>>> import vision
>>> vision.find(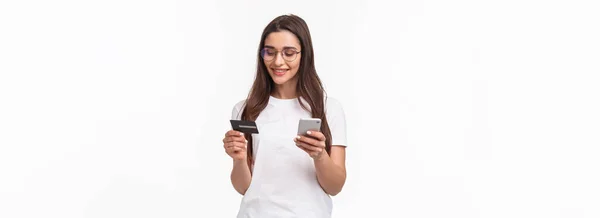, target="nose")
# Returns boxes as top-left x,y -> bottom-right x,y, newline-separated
273,51 -> 285,66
